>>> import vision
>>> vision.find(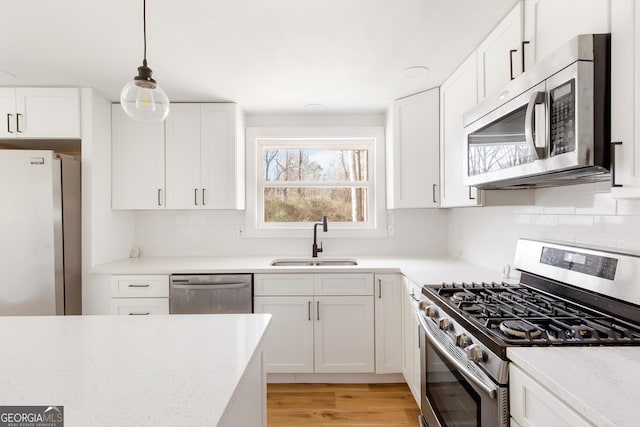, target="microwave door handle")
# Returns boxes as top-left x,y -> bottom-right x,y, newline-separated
524,91 -> 546,160
417,312 -> 498,399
